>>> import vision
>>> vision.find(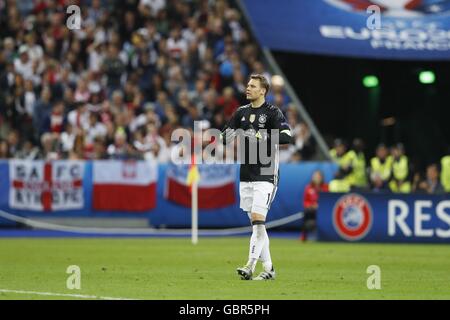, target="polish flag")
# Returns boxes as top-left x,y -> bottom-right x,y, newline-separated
165,163 -> 236,209
93,160 -> 157,211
